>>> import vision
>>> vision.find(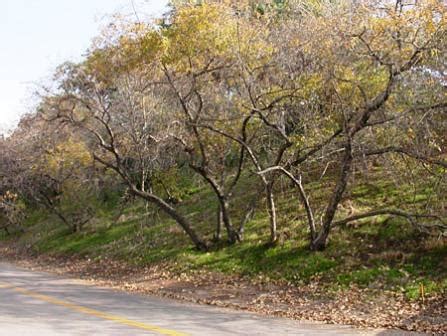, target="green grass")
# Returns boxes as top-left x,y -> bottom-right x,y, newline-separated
35,223 -> 136,255
2,171 -> 446,301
